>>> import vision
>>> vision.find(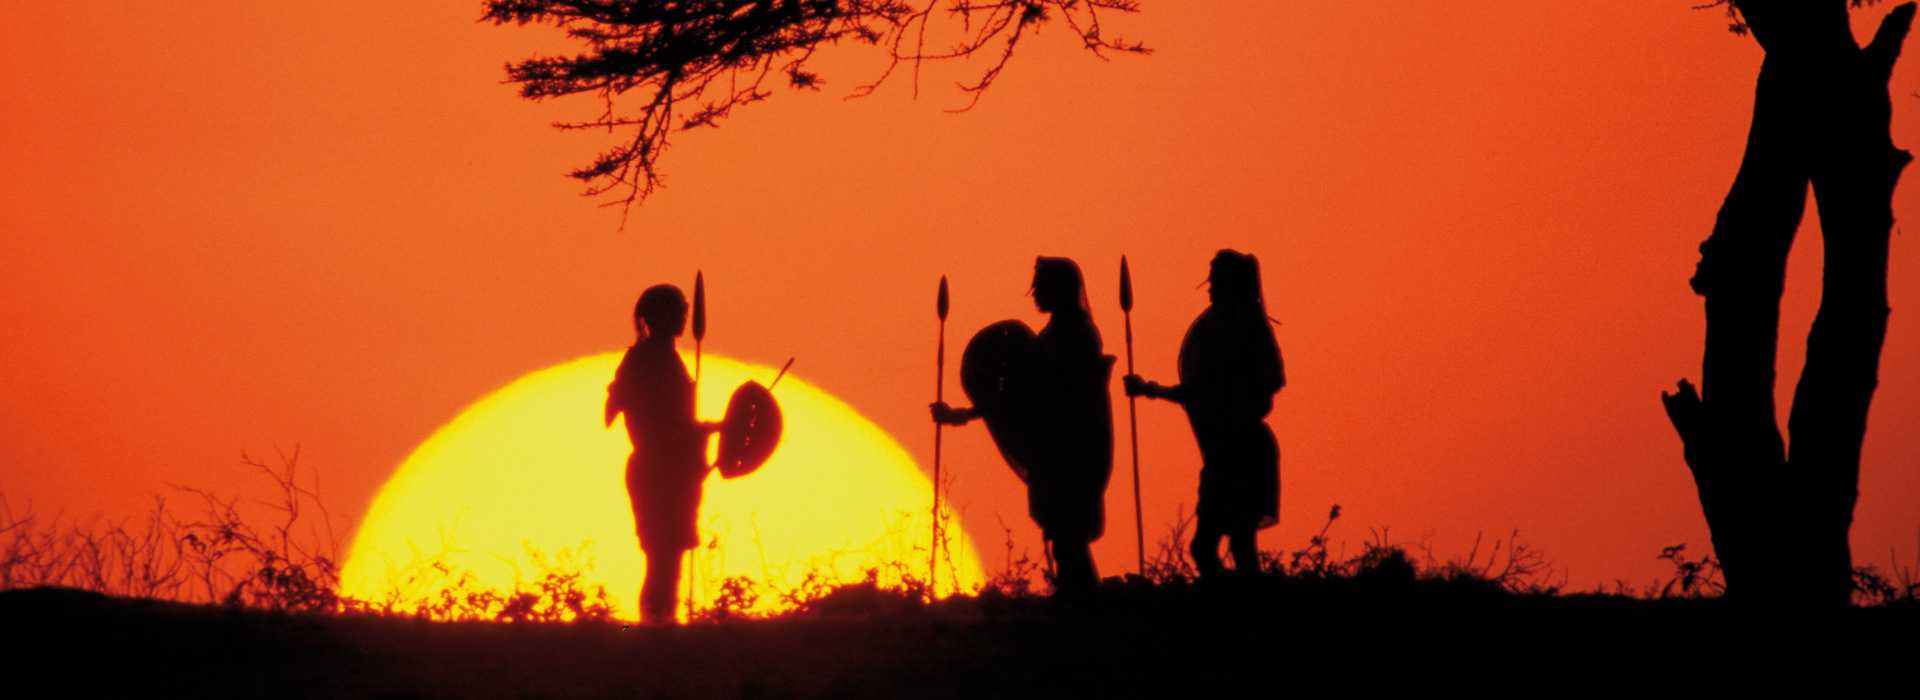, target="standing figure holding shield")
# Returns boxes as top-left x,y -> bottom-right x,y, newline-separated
607,281 -> 784,624
932,257 -> 1115,597
606,284 -> 720,623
